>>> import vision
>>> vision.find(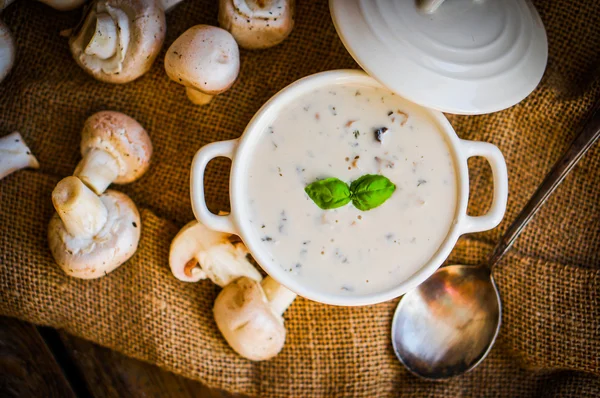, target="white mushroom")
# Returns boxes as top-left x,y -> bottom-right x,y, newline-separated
68,0 -> 166,83
213,276 -> 296,360
0,132 -> 40,180
169,220 -> 261,286
218,0 -> 295,50
164,25 -> 239,105
48,176 -> 141,279
0,20 -> 15,83
73,111 -> 152,194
